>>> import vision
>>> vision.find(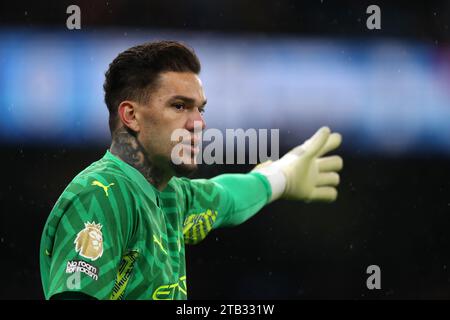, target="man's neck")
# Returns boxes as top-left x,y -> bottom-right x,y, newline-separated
110,128 -> 170,191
